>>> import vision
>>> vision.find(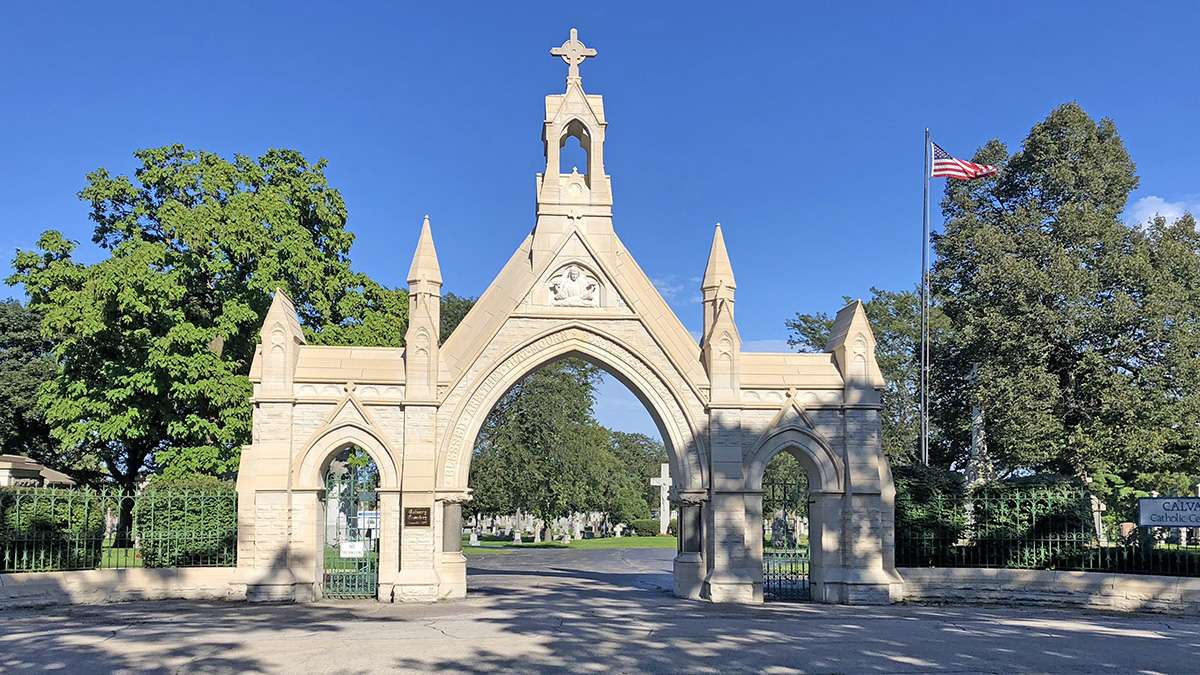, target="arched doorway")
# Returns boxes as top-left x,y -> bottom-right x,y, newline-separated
436,329 -> 709,600
459,356 -> 681,582
322,447 -> 381,599
761,452 -> 810,601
